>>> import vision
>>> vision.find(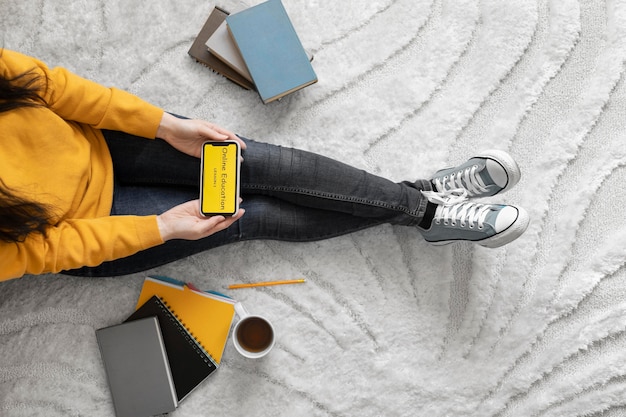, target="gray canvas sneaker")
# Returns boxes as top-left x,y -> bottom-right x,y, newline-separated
418,190 -> 529,248
431,150 -> 521,198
